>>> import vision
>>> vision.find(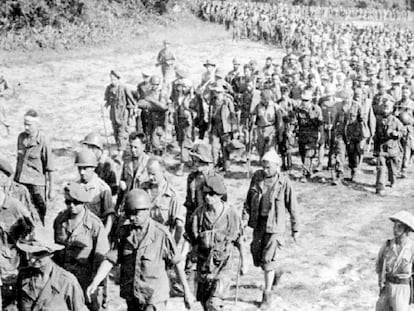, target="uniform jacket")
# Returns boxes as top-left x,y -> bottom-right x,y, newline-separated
244,170 -> 298,241
104,83 -> 136,126
374,114 -> 404,157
